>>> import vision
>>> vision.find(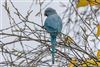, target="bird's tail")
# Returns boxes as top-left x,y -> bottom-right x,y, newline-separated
50,33 -> 57,64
